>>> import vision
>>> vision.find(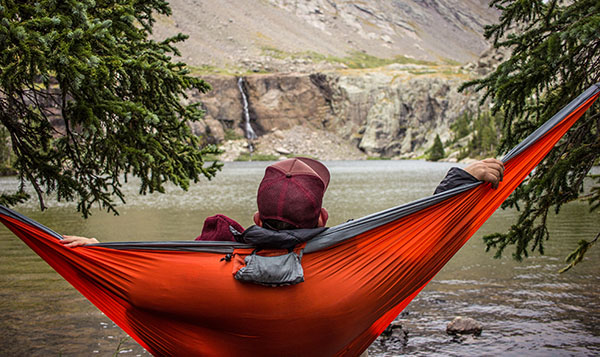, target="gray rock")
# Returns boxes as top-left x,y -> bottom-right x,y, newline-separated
275,147 -> 291,155
381,321 -> 408,345
446,316 -> 482,336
